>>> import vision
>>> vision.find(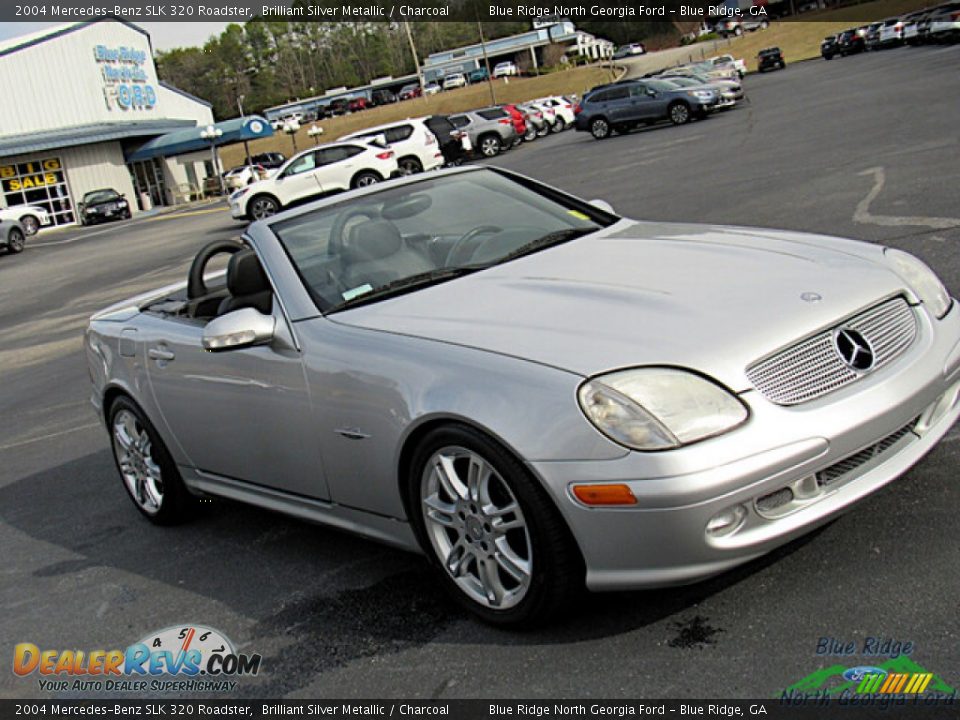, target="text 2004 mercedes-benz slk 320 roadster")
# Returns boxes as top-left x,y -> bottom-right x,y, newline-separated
86,167 -> 960,626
